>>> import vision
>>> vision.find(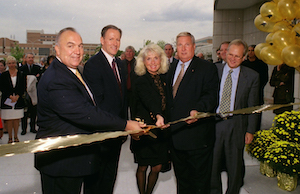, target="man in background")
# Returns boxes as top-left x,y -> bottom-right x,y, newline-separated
215,41 -> 230,65
19,53 -> 41,135
122,45 -> 137,119
164,43 -> 177,65
242,44 -> 268,131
